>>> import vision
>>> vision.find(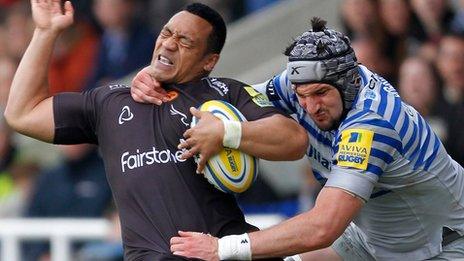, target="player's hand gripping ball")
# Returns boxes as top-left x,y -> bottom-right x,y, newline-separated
191,100 -> 258,193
